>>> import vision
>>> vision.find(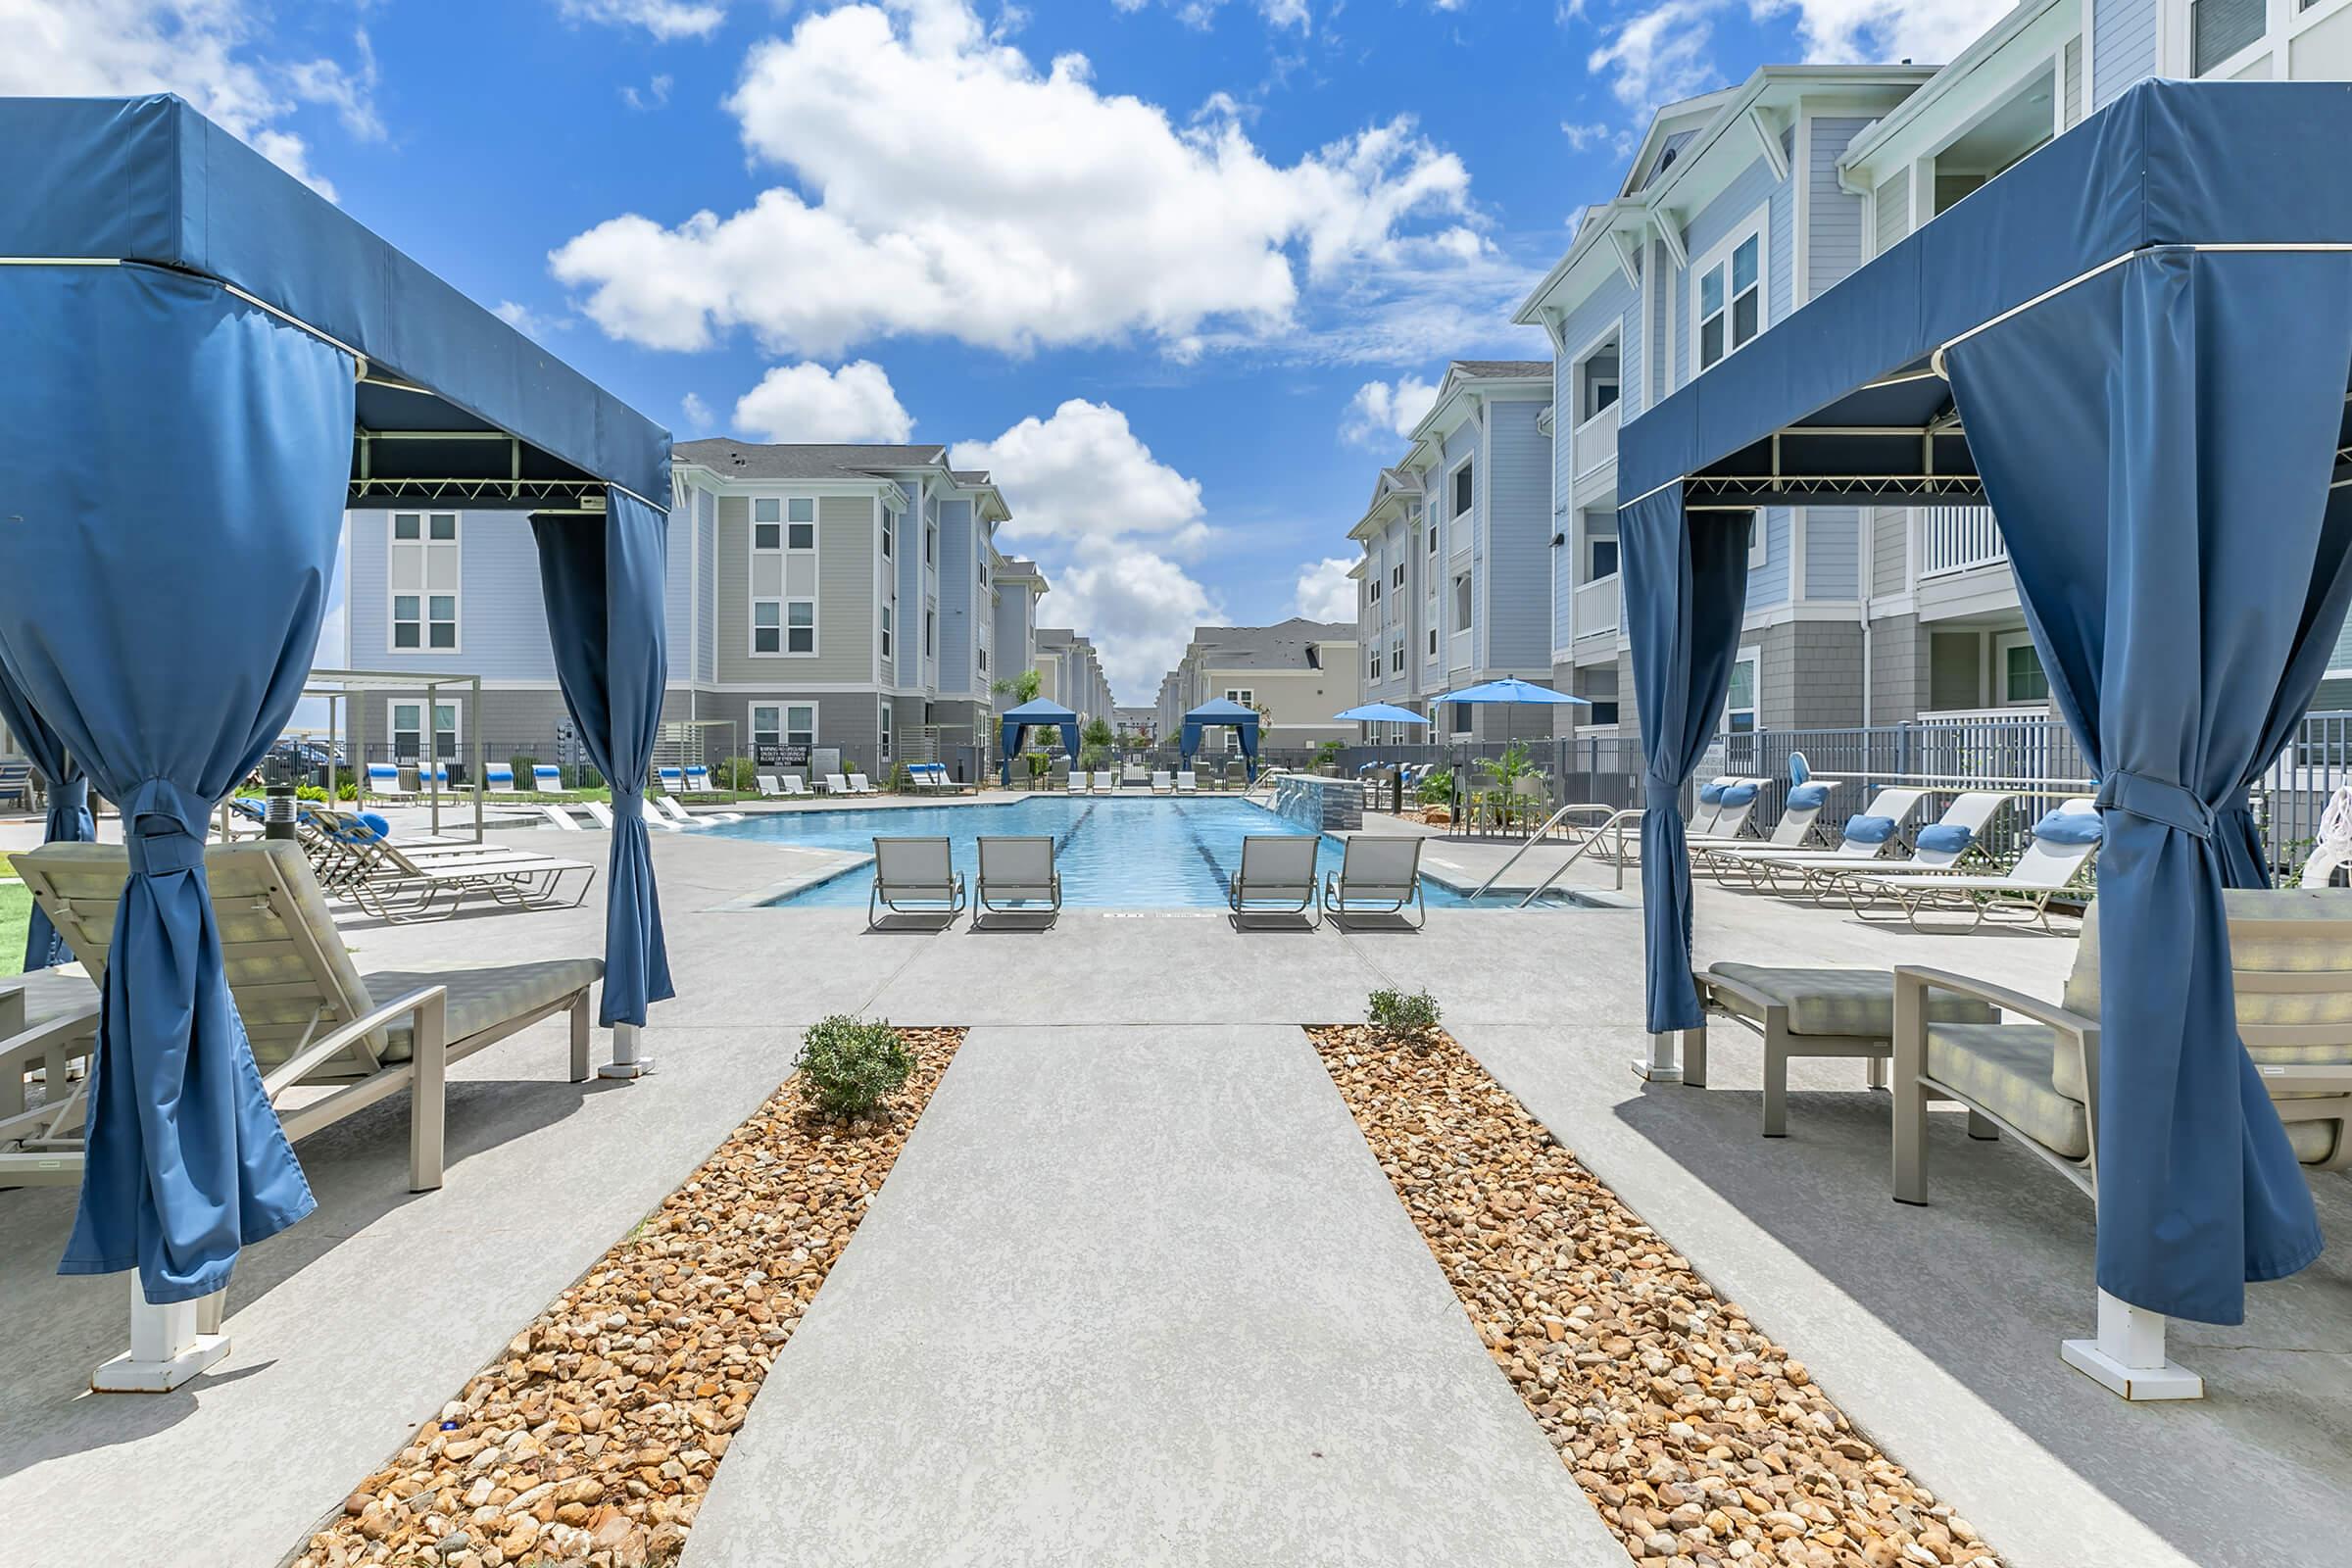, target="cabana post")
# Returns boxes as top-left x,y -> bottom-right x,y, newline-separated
1616,80 -> 2352,1397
